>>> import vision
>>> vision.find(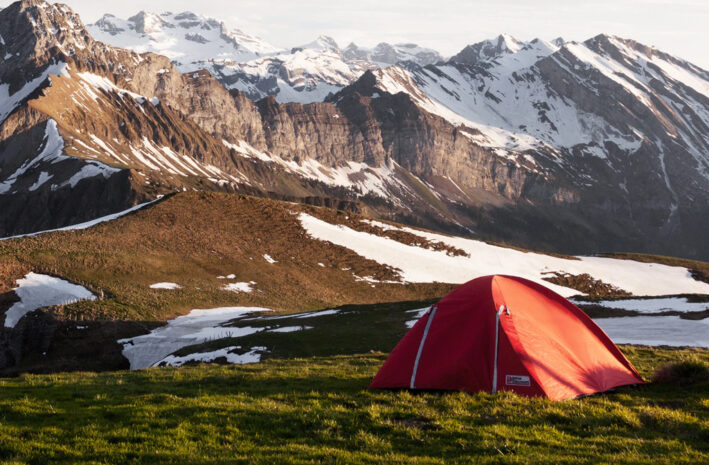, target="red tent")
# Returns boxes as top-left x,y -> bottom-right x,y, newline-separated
370,275 -> 644,400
